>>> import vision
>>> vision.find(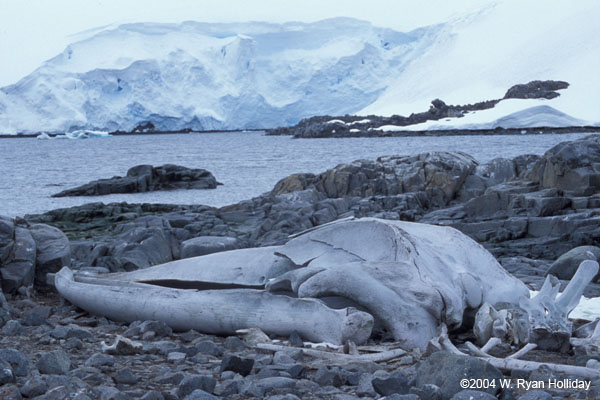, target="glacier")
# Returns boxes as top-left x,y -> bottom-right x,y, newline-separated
0,18 -> 438,134
0,0 -> 598,135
